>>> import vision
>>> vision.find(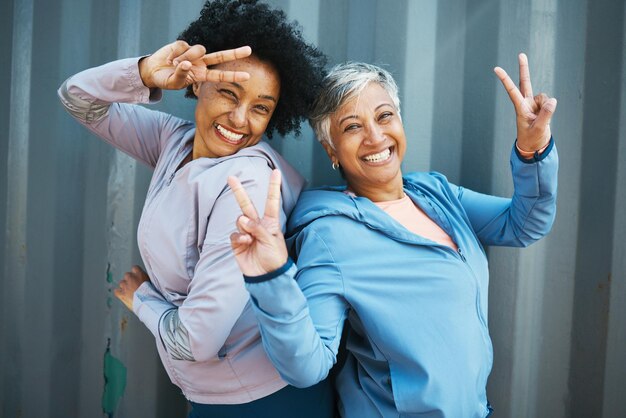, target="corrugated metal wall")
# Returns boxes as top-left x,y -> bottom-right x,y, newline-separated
1,0 -> 624,417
